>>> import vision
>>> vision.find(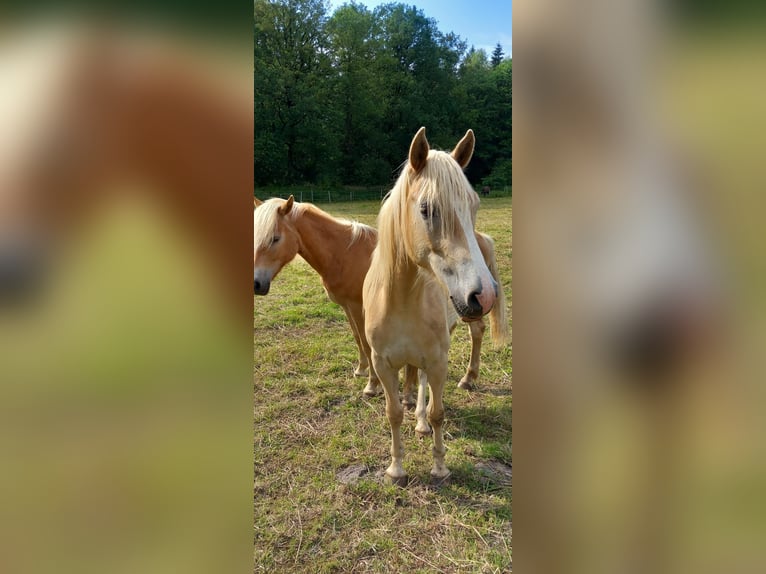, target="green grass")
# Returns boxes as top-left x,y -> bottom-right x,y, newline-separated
254,197 -> 512,573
